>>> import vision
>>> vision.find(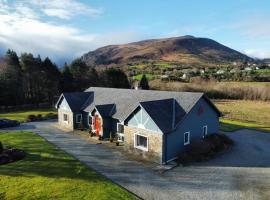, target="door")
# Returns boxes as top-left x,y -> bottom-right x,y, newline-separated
95,115 -> 101,136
